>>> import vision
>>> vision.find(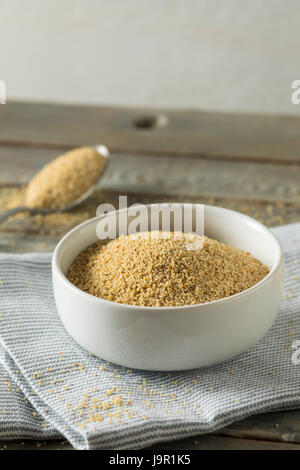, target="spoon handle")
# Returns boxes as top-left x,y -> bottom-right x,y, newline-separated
0,206 -> 31,223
